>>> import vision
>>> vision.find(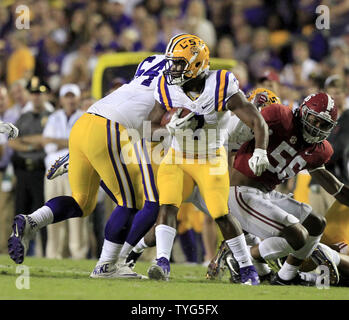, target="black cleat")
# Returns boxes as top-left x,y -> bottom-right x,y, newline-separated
270,272 -> 314,286
126,250 -> 143,269
206,241 -> 229,280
